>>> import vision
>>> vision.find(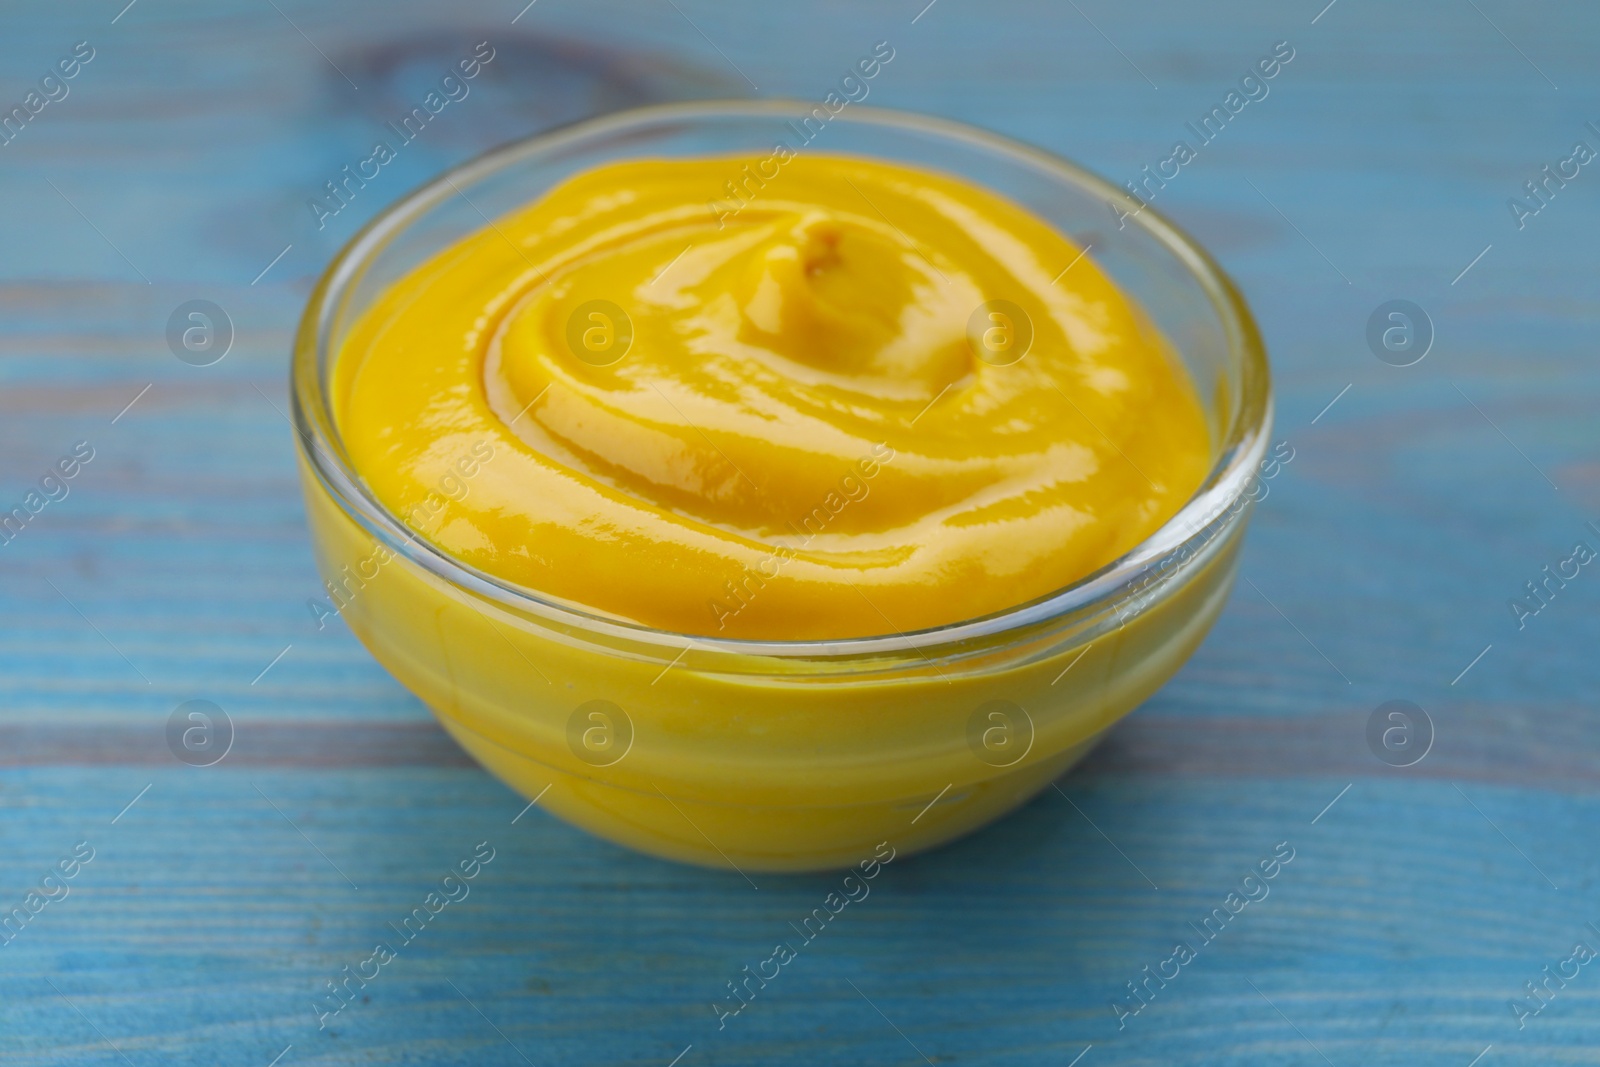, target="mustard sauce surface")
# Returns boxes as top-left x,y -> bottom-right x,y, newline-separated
335,155 -> 1211,639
